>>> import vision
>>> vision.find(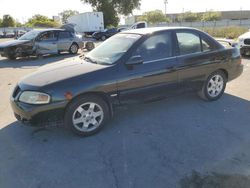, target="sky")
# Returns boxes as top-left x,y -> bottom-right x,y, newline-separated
0,0 -> 250,23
